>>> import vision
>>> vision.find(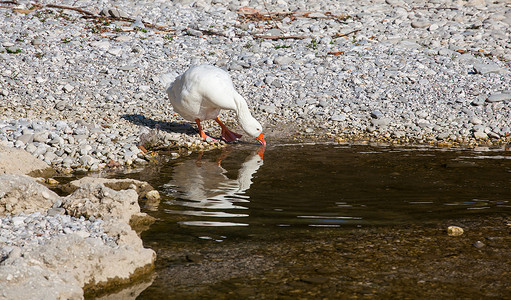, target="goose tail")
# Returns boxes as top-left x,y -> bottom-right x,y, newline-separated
158,71 -> 178,90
